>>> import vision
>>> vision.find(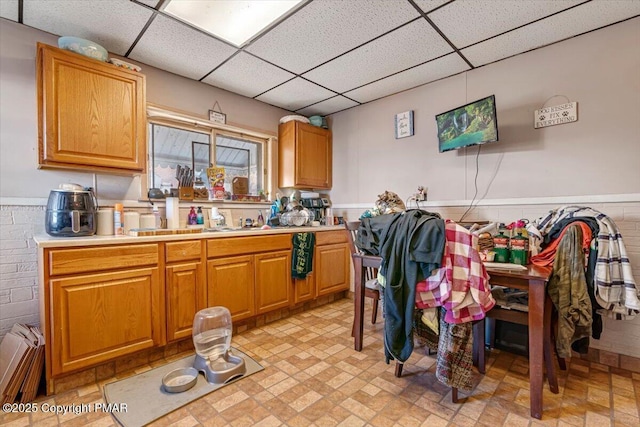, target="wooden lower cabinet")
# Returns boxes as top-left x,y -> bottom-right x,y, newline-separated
293,273 -> 315,304
255,250 -> 291,314
50,267 -> 162,376
166,261 -> 206,341
207,255 -> 255,322
315,242 -> 350,296
40,231 -> 350,393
